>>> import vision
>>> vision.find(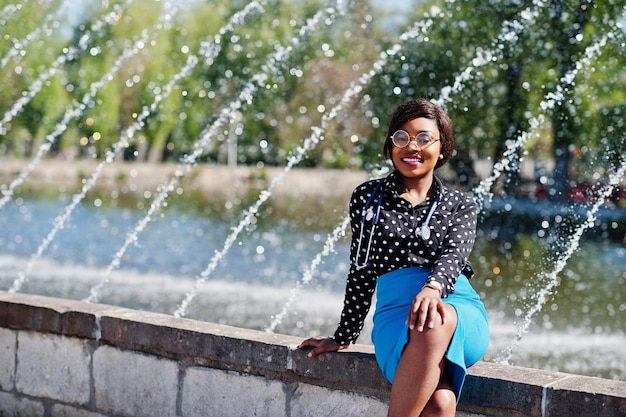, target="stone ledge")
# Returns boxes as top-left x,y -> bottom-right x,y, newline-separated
0,291 -> 625,417
464,361 -> 626,416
